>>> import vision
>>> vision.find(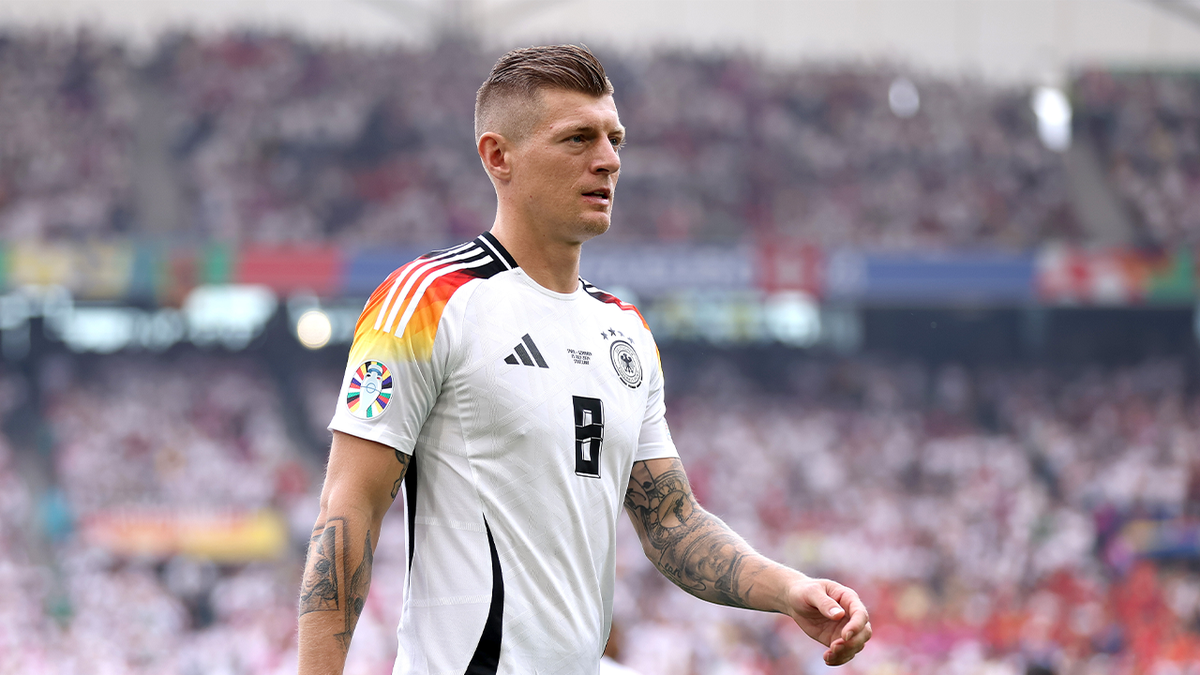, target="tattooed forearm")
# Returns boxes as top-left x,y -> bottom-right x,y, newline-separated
300,519 -> 344,615
390,450 -> 411,499
625,459 -> 764,610
299,517 -> 376,654
334,529 -> 373,649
